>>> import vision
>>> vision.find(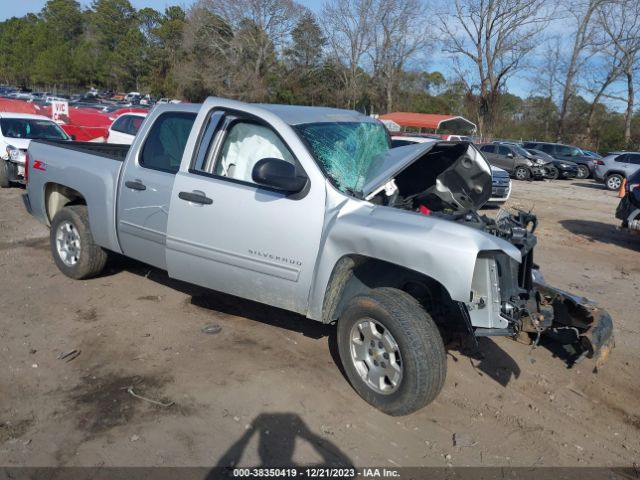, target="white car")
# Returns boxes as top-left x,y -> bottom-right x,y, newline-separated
0,112 -> 70,187
106,113 -> 147,145
390,135 -> 512,204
